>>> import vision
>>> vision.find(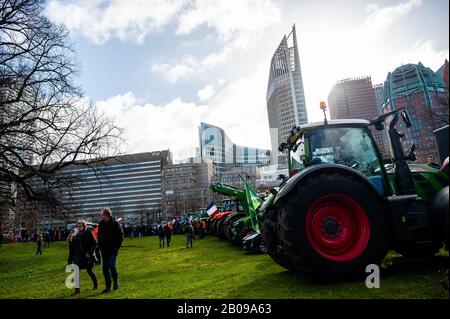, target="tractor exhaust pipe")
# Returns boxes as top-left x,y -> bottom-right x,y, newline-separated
388,111 -> 416,195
